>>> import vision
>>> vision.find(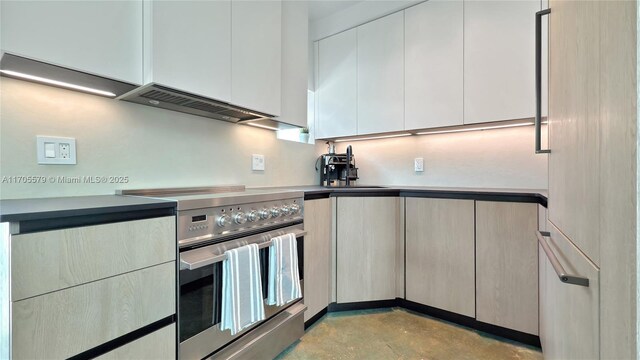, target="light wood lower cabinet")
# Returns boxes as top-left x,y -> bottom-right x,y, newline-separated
540,222 -> 599,359
95,324 -> 176,360
405,198 -> 475,317
303,198 -> 332,321
12,262 -> 175,359
336,197 -> 399,303
475,201 -> 538,335
11,216 -> 175,301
